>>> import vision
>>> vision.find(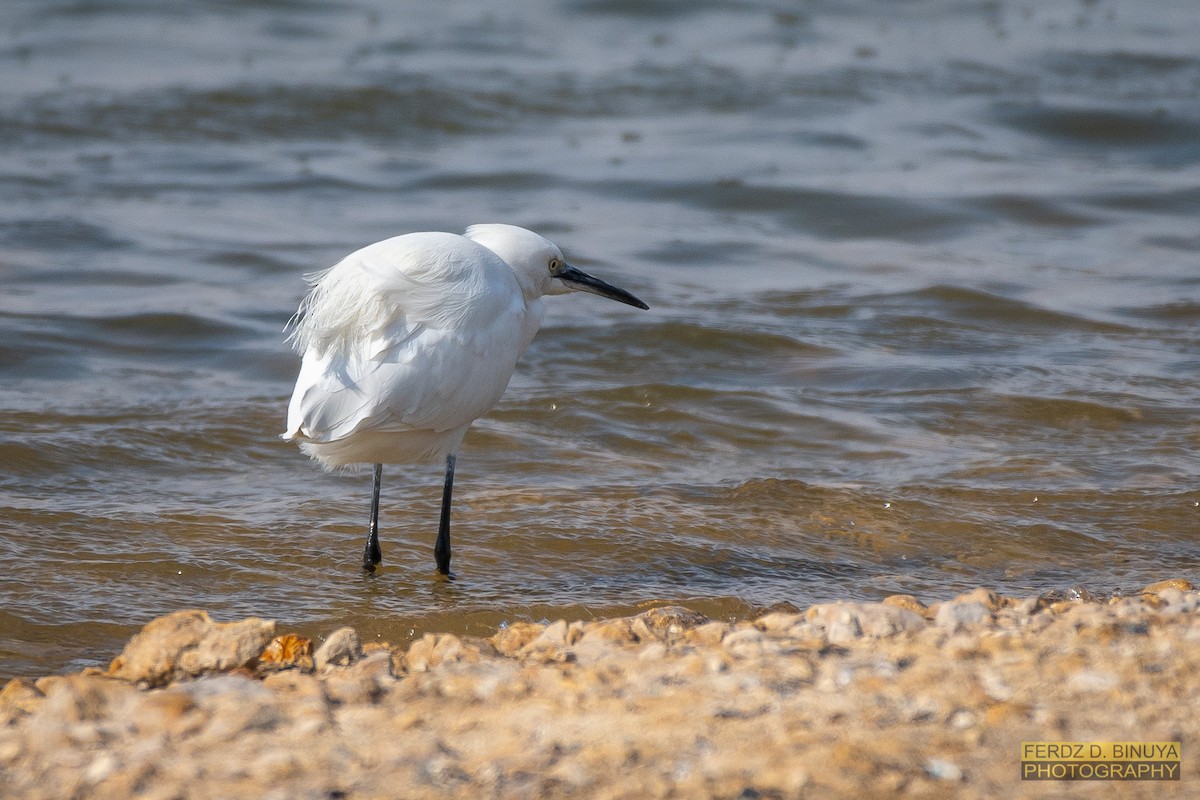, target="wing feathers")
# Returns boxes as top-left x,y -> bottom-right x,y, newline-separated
283,232 -> 535,459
